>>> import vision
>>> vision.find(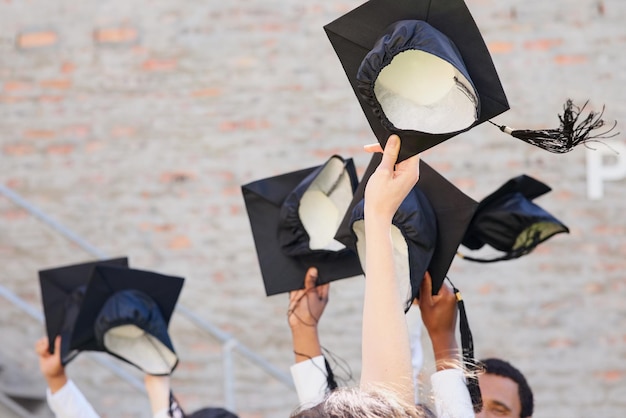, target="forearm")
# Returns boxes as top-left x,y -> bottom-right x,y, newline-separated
291,326 -> 322,363
360,217 -> 413,402
144,375 -> 171,416
45,371 -> 69,394
430,333 -> 461,371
